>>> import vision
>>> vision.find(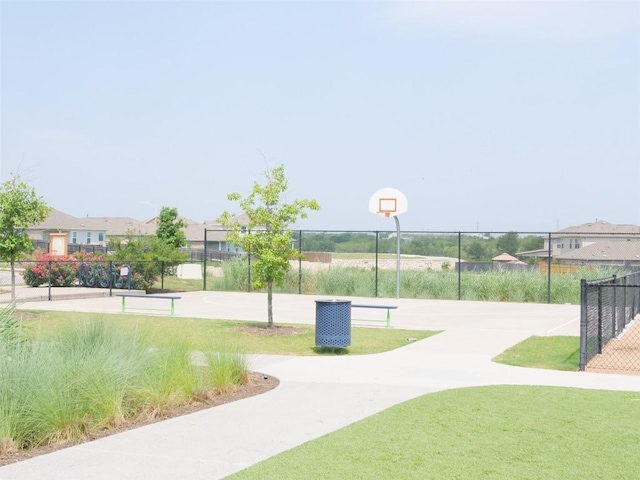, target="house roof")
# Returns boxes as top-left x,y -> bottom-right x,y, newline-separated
145,215 -> 200,226
204,213 -> 250,228
84,216 -> 156,236
556,220 -> 640,236
492,252 -> 519,262
31,209 -> 90,231
183,224 -> 228,243
516,248 -> 549,258
31,209 -> 247,243
556,241 -> 640,262
31,210 -> 159,236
